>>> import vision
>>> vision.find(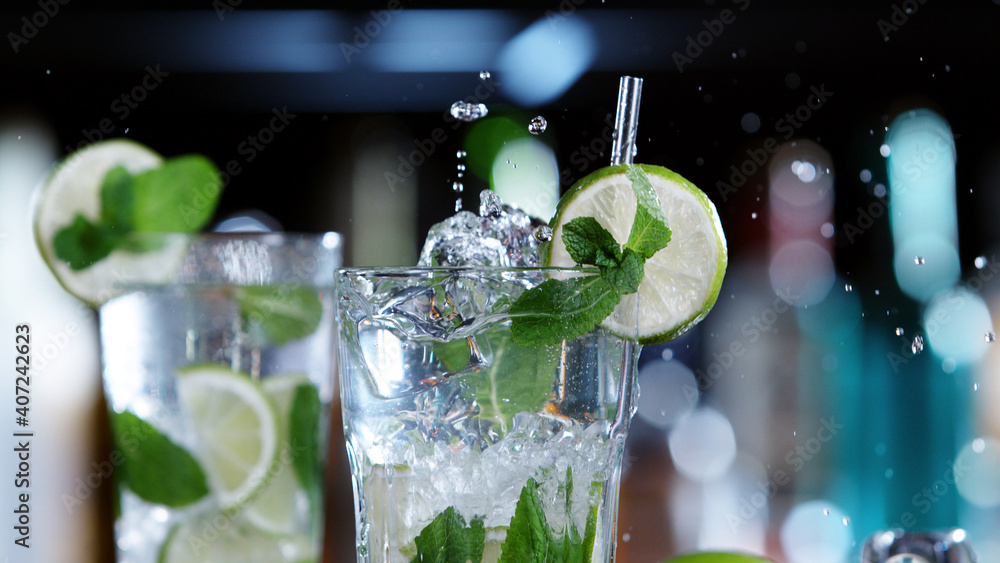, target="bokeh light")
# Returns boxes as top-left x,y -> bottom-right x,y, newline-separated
496,17 -> 595,106
924,287 -> 993,365
955,437 -> 1000,508
779,500 -> 853,563
668,407 -> 737,482
636,359 -> 698,429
